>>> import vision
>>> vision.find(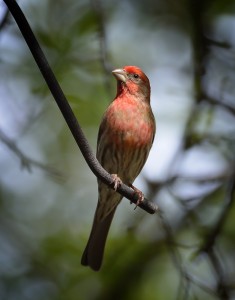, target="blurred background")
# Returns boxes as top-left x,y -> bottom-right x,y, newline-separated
0,0 -> 235,299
